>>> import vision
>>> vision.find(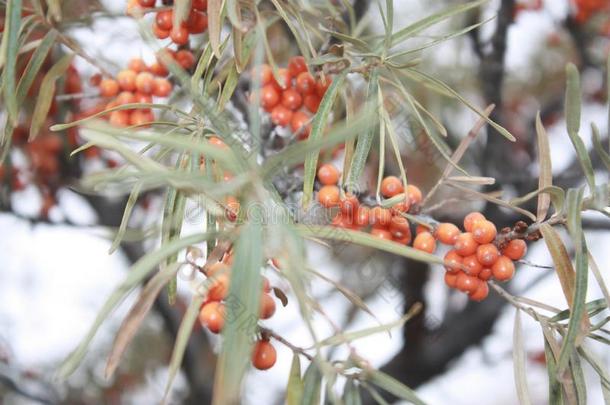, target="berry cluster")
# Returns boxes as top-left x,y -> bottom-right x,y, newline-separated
315,165 -> 528,301
572,0 -> 609,23
252,57 -> 331,139
197,255 -> 279,370
93,56 -> 179,127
